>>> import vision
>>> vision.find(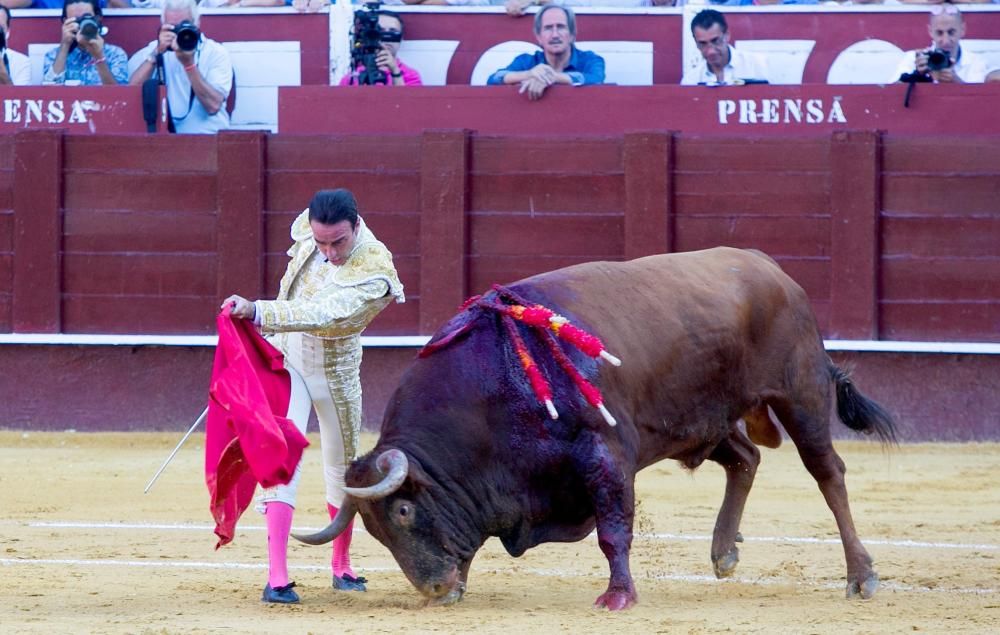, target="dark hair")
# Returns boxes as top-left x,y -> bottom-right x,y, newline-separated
534,5 -> 576,38
62,0 -> 102,21
691,9 -> 727,35
308,189 -> 359,229
1,6 -> 12,27
378,10 -> 404,38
